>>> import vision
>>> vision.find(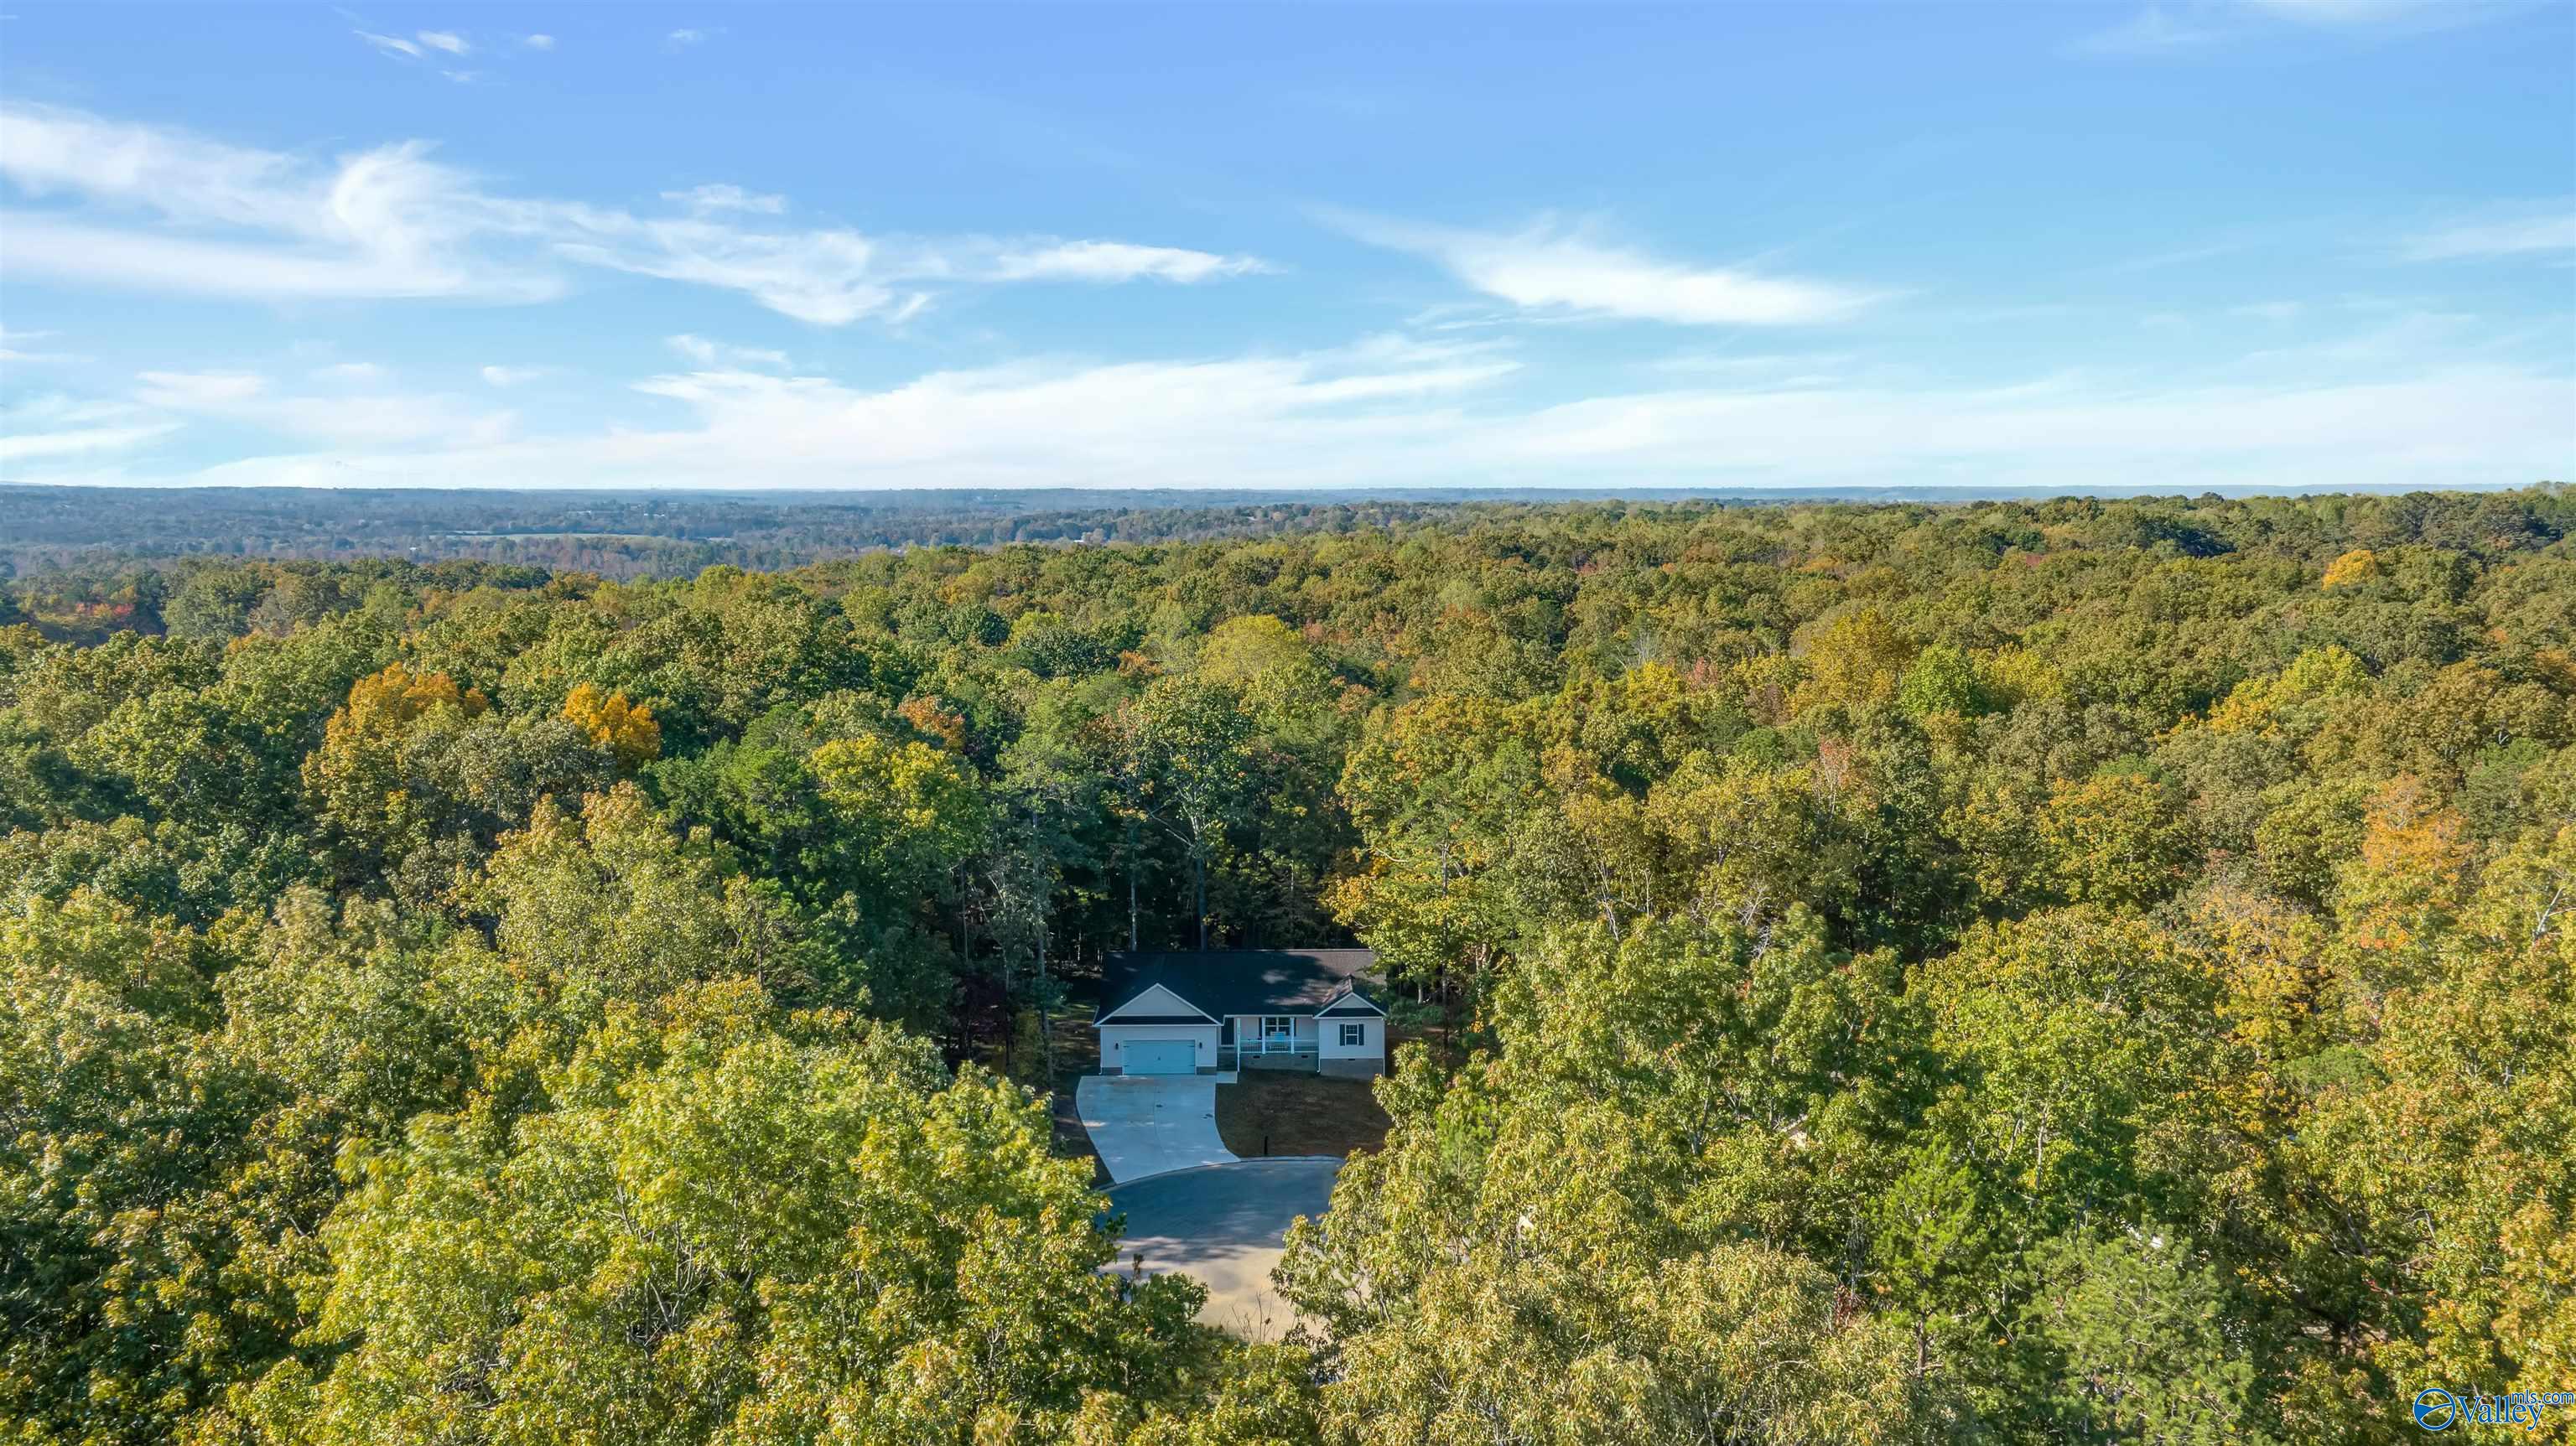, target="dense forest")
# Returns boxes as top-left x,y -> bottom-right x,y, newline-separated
3,485 -> 2572,1443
